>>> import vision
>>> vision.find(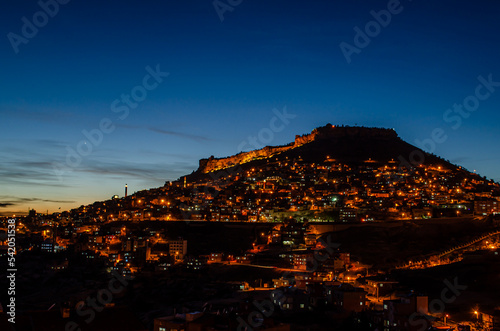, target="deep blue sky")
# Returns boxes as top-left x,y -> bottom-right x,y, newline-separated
1,0 -> 500,215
